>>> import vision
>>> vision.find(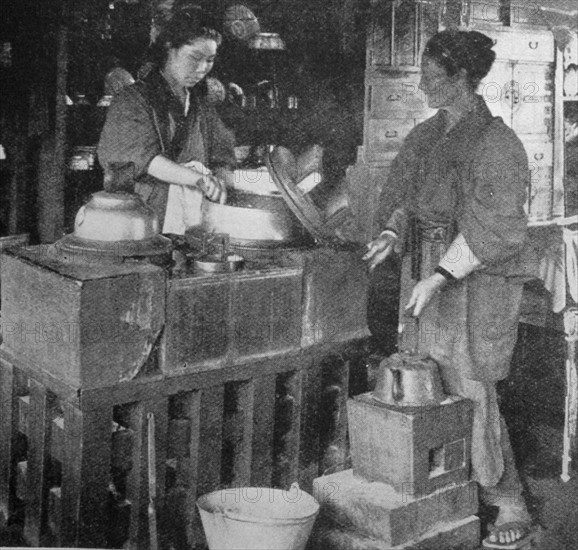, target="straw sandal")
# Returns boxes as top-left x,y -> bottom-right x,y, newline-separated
482,521 -> 538,549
